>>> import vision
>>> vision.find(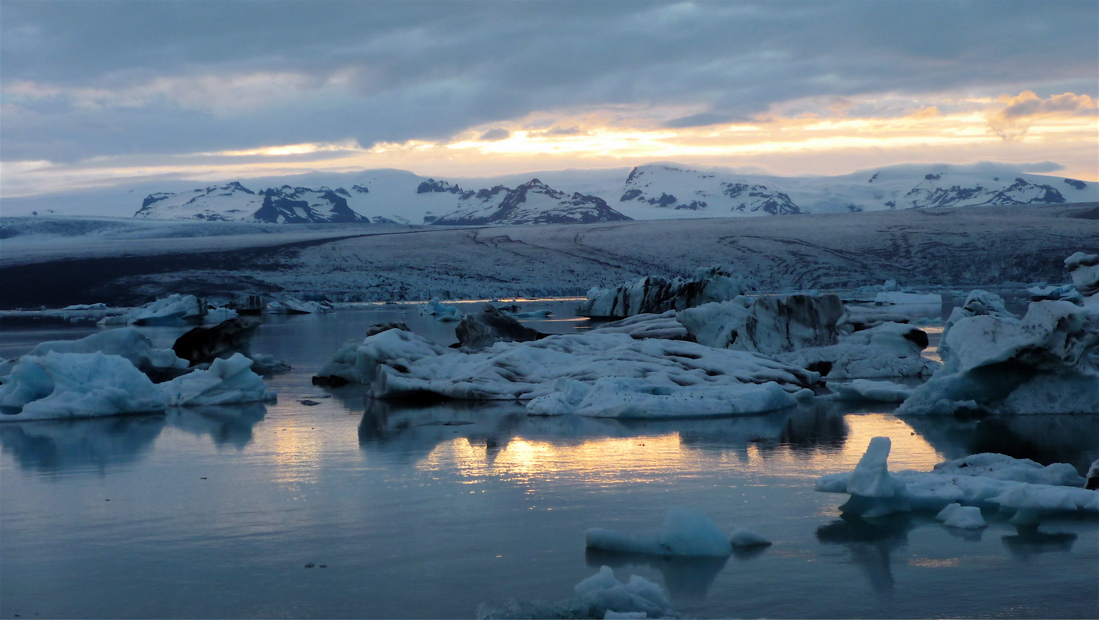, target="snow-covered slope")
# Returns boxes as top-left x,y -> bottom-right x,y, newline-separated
429,179 -> 630,225
136,183 -> 373,224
